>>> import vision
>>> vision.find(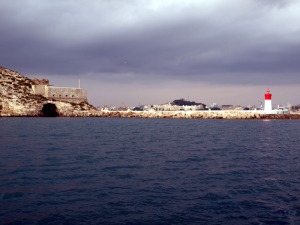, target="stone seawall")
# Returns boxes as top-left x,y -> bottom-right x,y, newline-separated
54,110 -> 300,119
